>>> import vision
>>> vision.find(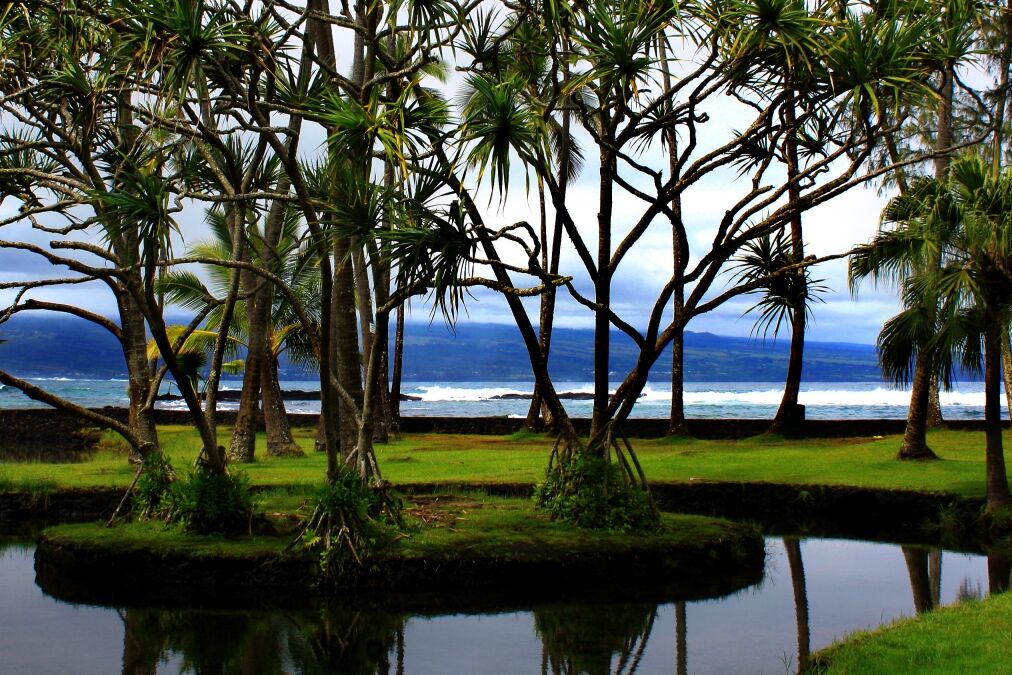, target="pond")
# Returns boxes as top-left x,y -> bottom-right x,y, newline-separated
0,536 -> 1006,674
